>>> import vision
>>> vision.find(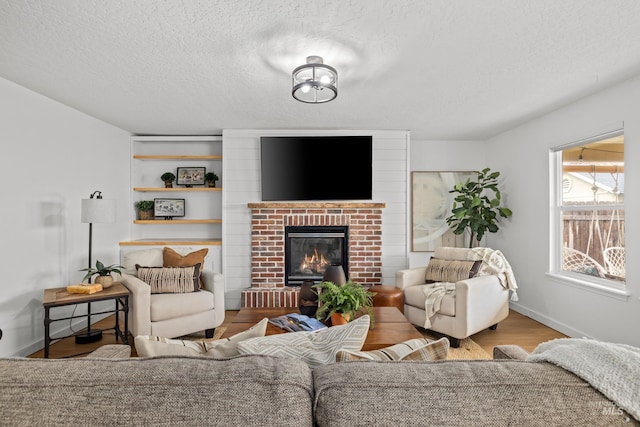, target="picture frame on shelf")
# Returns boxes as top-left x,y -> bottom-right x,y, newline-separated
176,167 -> 206,187
154,198 -> 185,220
